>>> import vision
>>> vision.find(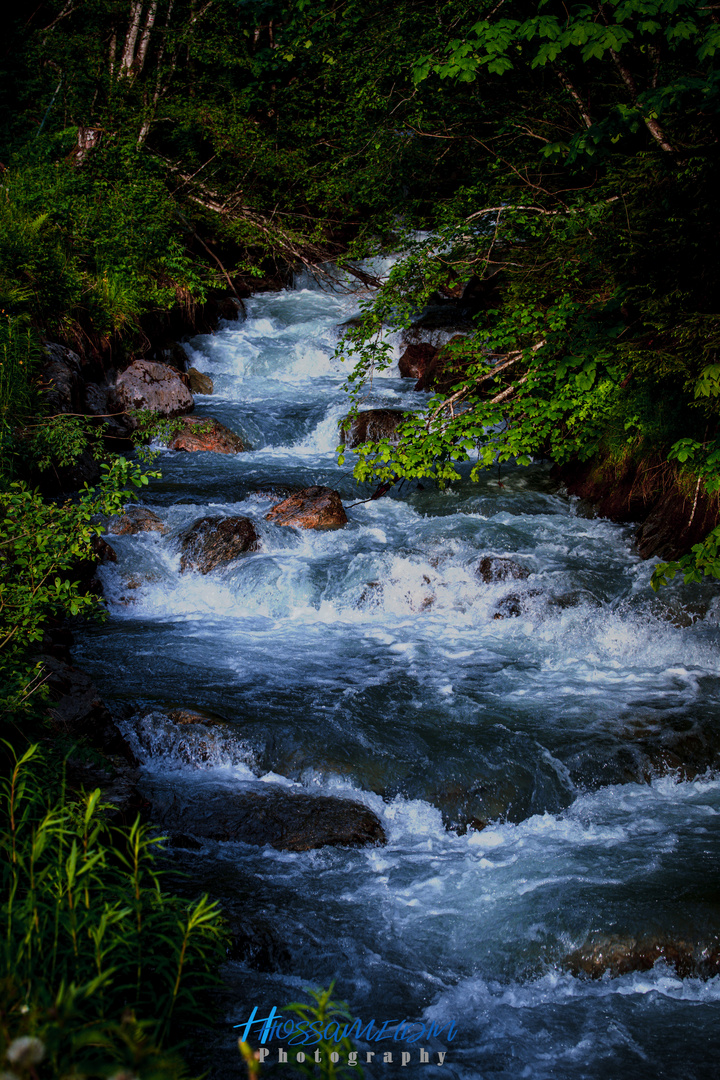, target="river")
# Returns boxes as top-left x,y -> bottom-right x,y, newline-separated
74,263 -> 720,1079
